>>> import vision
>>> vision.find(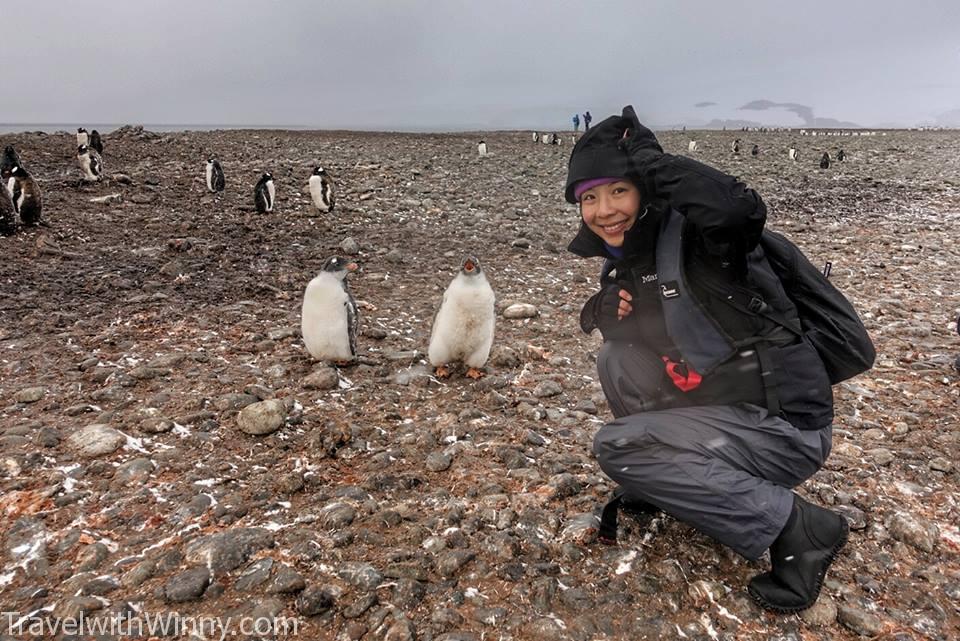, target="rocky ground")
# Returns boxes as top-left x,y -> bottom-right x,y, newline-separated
0,125 -> 958,641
